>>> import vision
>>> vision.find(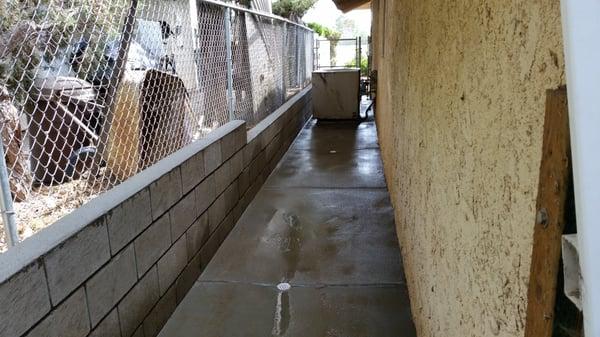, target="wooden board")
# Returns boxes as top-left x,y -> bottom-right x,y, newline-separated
524,87 -> 571,337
